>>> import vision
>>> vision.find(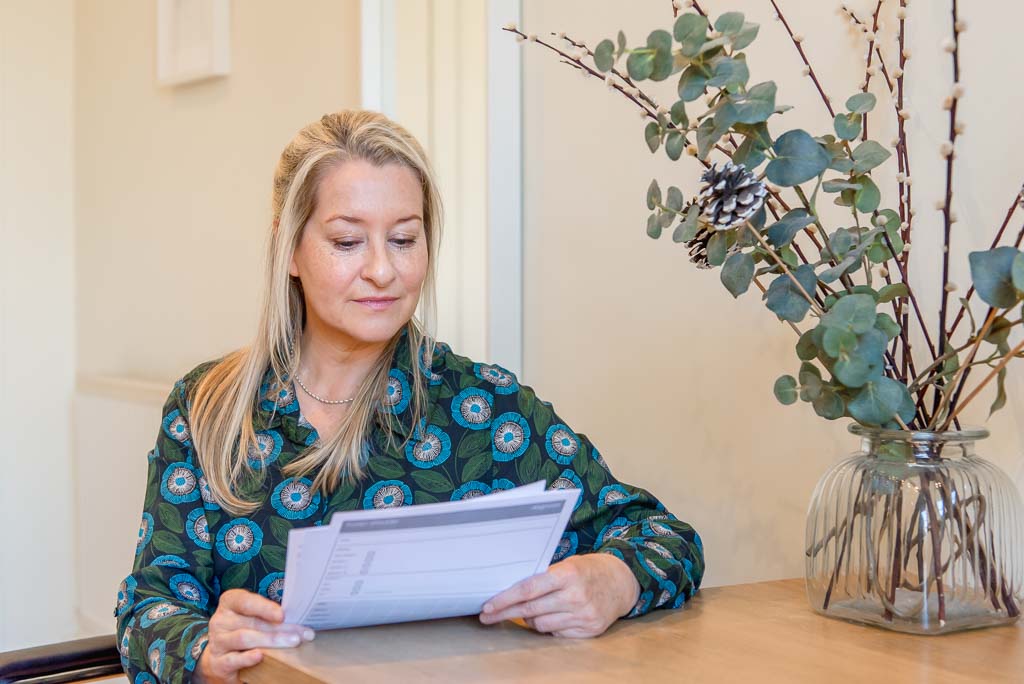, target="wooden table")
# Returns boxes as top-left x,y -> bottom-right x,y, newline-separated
239,579 -> 1023,683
